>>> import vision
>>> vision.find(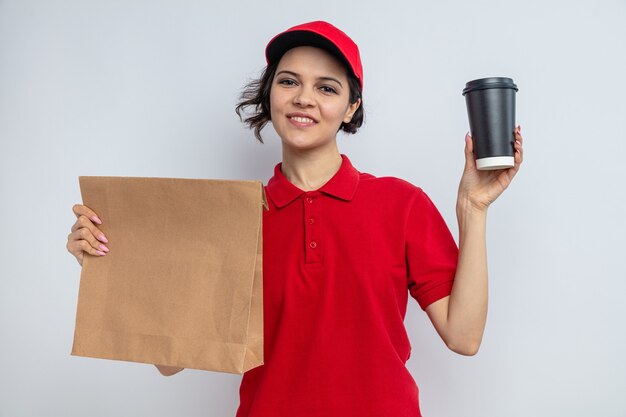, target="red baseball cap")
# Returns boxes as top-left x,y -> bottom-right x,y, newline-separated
265,21 -> 363,90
